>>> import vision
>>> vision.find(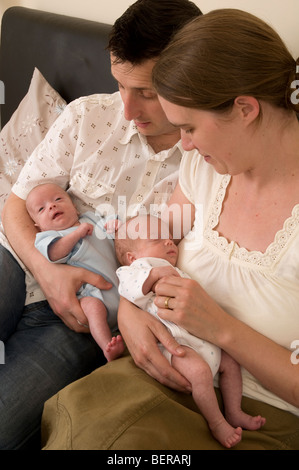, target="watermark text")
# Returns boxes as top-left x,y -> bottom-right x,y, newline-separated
0,341 -> 4,364
0,81 -> 4,104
